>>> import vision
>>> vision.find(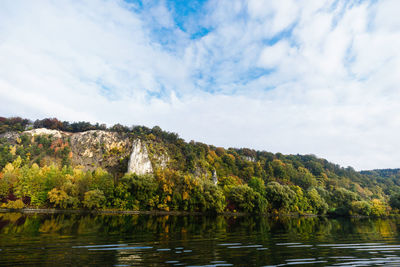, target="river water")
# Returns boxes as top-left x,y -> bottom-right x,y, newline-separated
1,212 -> 400,266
